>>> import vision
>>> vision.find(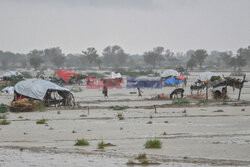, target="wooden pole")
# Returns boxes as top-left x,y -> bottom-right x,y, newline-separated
206,86 -> 208,100
238,74 -> 246,101
154,105 -> 157,113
